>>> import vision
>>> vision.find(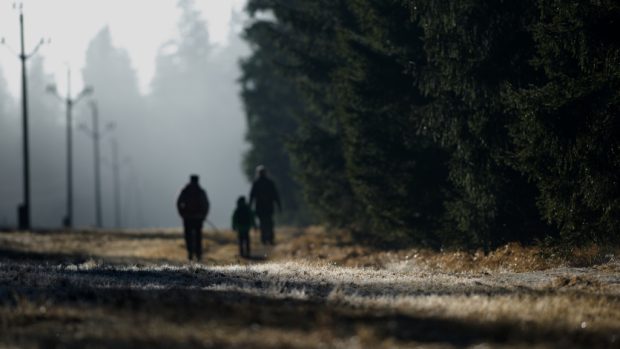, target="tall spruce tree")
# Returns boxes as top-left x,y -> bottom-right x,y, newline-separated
245,0 -> 364,228
508,0 -> 620,244
240,21 -> 309,224
333,0 -> 449,246
241,0 -> 618,248
412,0 -> 548,249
